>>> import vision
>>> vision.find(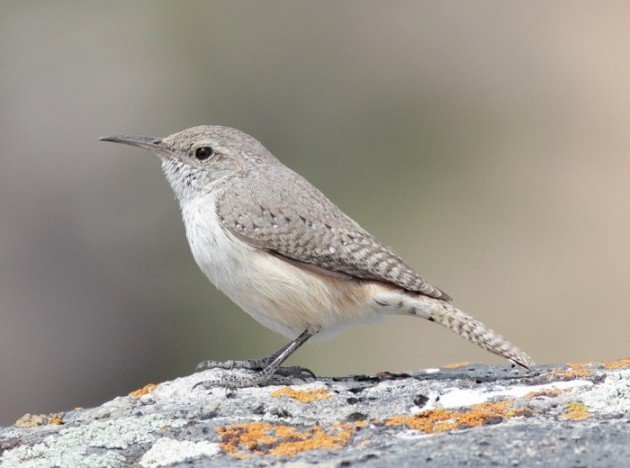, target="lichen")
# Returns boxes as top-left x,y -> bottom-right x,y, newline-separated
603,359 -> 630,369
580,370 -> 630,414
216,421 -> 355,458
1,414 -> 185,467
526,388 -> 564,399
385,400 -> 529,433
130,383 -> 158,397
269,386 -> 331,403
14,412 -> 65,428
442,361 -> 472,369
139,438 -> 220,467
563,402 -> 590,421
551,362 -> 592,379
